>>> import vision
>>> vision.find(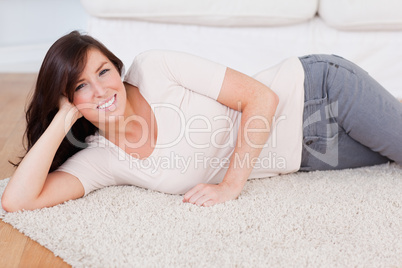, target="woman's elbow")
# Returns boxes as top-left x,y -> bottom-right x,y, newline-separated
1,191 -> 33,213
262,89 -> 279,114
1,193 -> 18,213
